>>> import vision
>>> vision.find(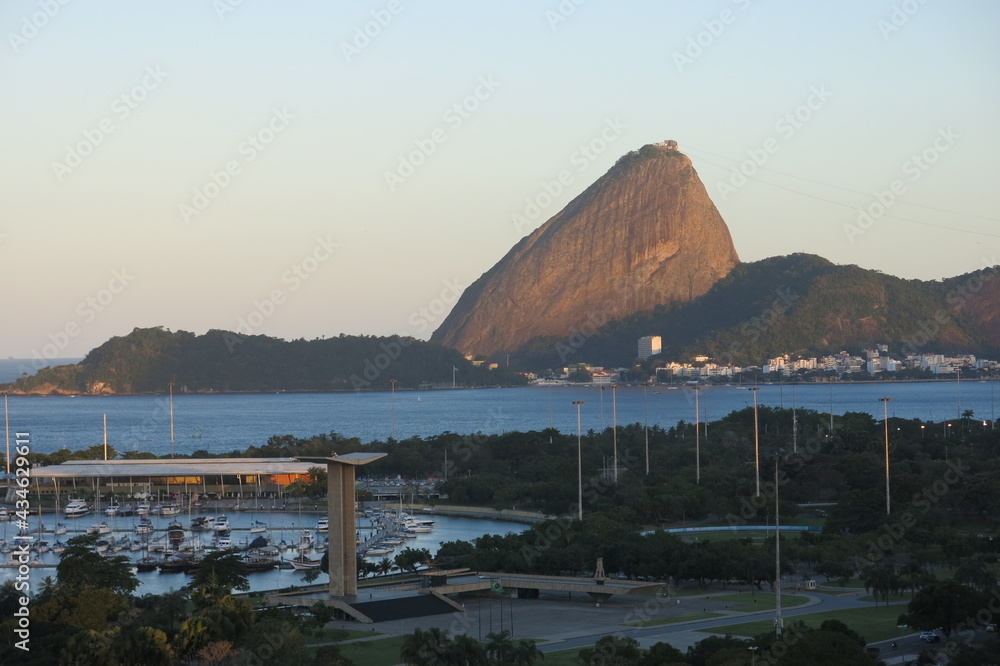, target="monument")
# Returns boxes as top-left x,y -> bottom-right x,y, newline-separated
298,452 -> 387,597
